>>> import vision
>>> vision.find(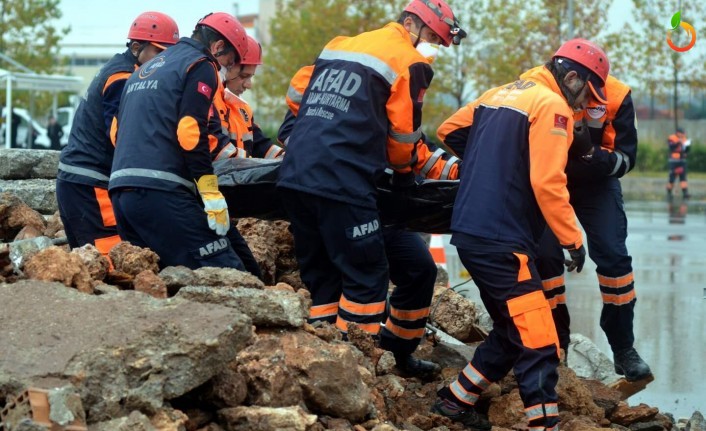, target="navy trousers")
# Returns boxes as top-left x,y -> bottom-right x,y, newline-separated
111,187 -> 245,270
